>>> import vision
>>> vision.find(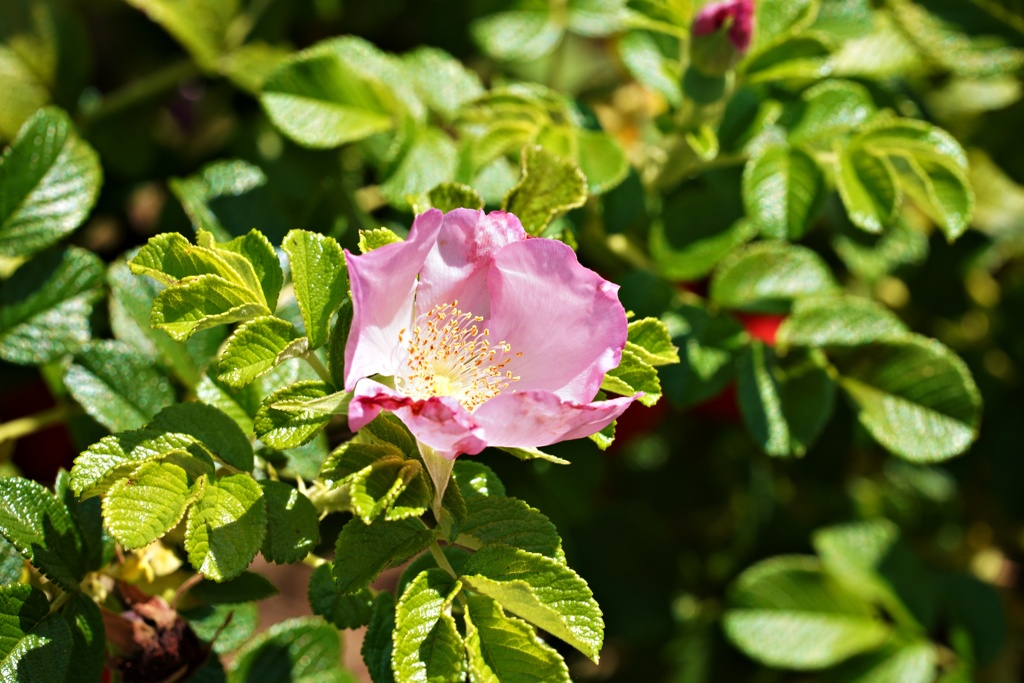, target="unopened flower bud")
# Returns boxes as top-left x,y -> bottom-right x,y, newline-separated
690,0 -> 754,75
